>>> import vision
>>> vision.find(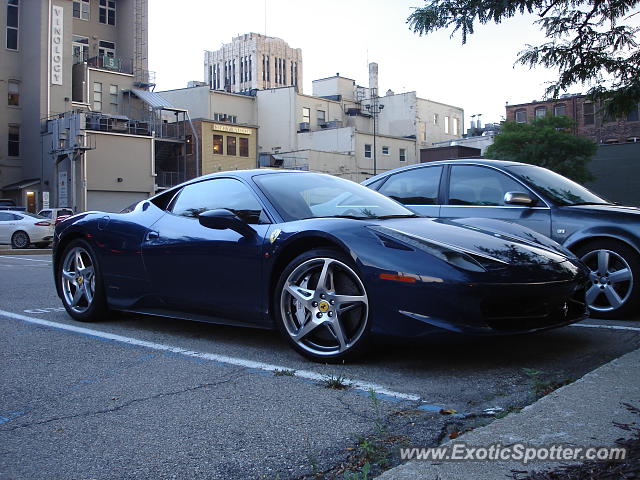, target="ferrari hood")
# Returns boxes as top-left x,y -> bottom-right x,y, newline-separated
374,217 -> 571,266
